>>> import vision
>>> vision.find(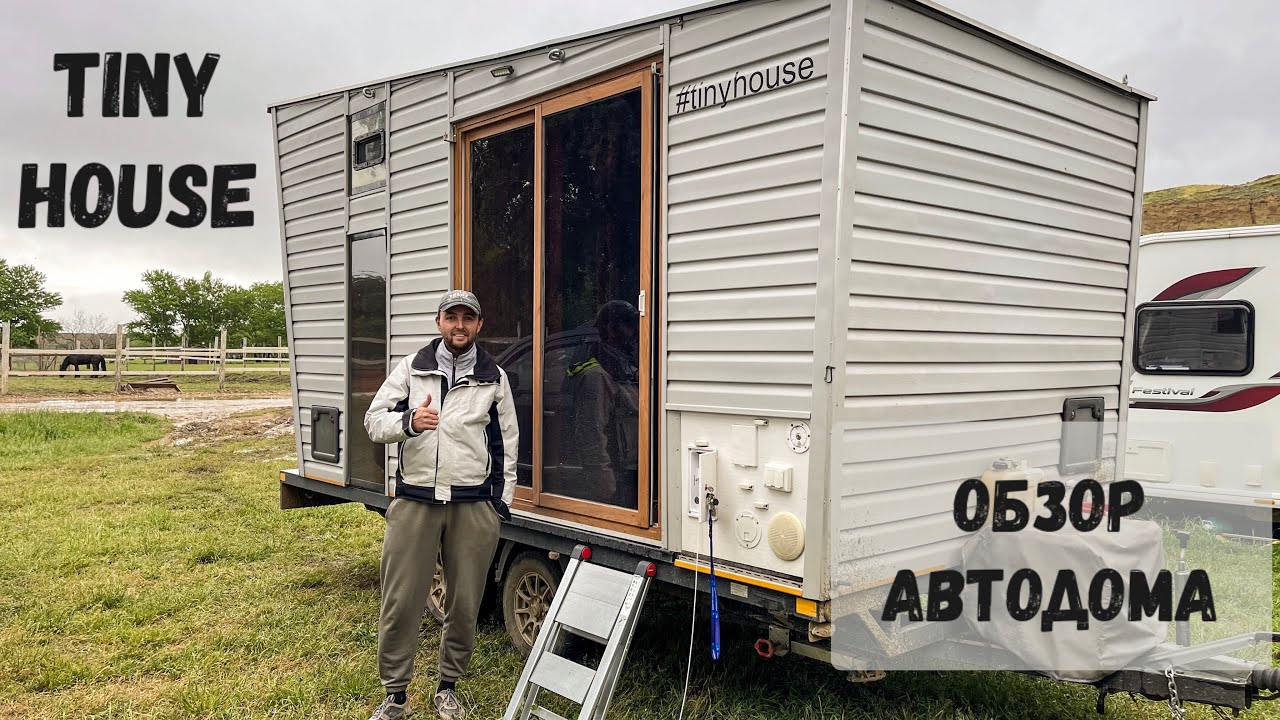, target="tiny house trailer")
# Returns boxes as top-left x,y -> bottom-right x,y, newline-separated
1126,224 -> 1280,527
268,0 -> 1278,709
